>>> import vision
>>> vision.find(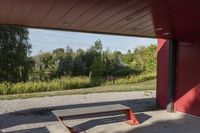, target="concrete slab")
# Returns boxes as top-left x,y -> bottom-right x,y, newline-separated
0,91 -> 200,133
47,125 -> 69,133
60,110 -> 200,133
